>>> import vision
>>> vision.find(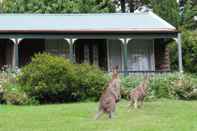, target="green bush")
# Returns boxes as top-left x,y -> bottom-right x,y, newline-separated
2,83 -> 29,105
18,53 -> 108,103
149,74 -> 178,99
0,85 -> 3,103
74,64 -> 108,101
169,30 -> 197,74
121,75 -> 144,99
0,67 -> 19,104
121,73 -> 197,100
18,53 -> 77,103
170,74 -> 197,100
